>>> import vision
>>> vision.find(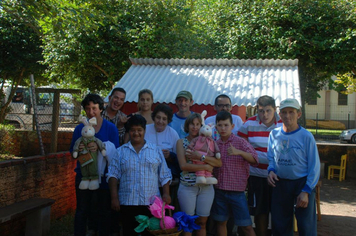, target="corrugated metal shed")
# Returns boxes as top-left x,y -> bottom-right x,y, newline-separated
110,58 -> 301,107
